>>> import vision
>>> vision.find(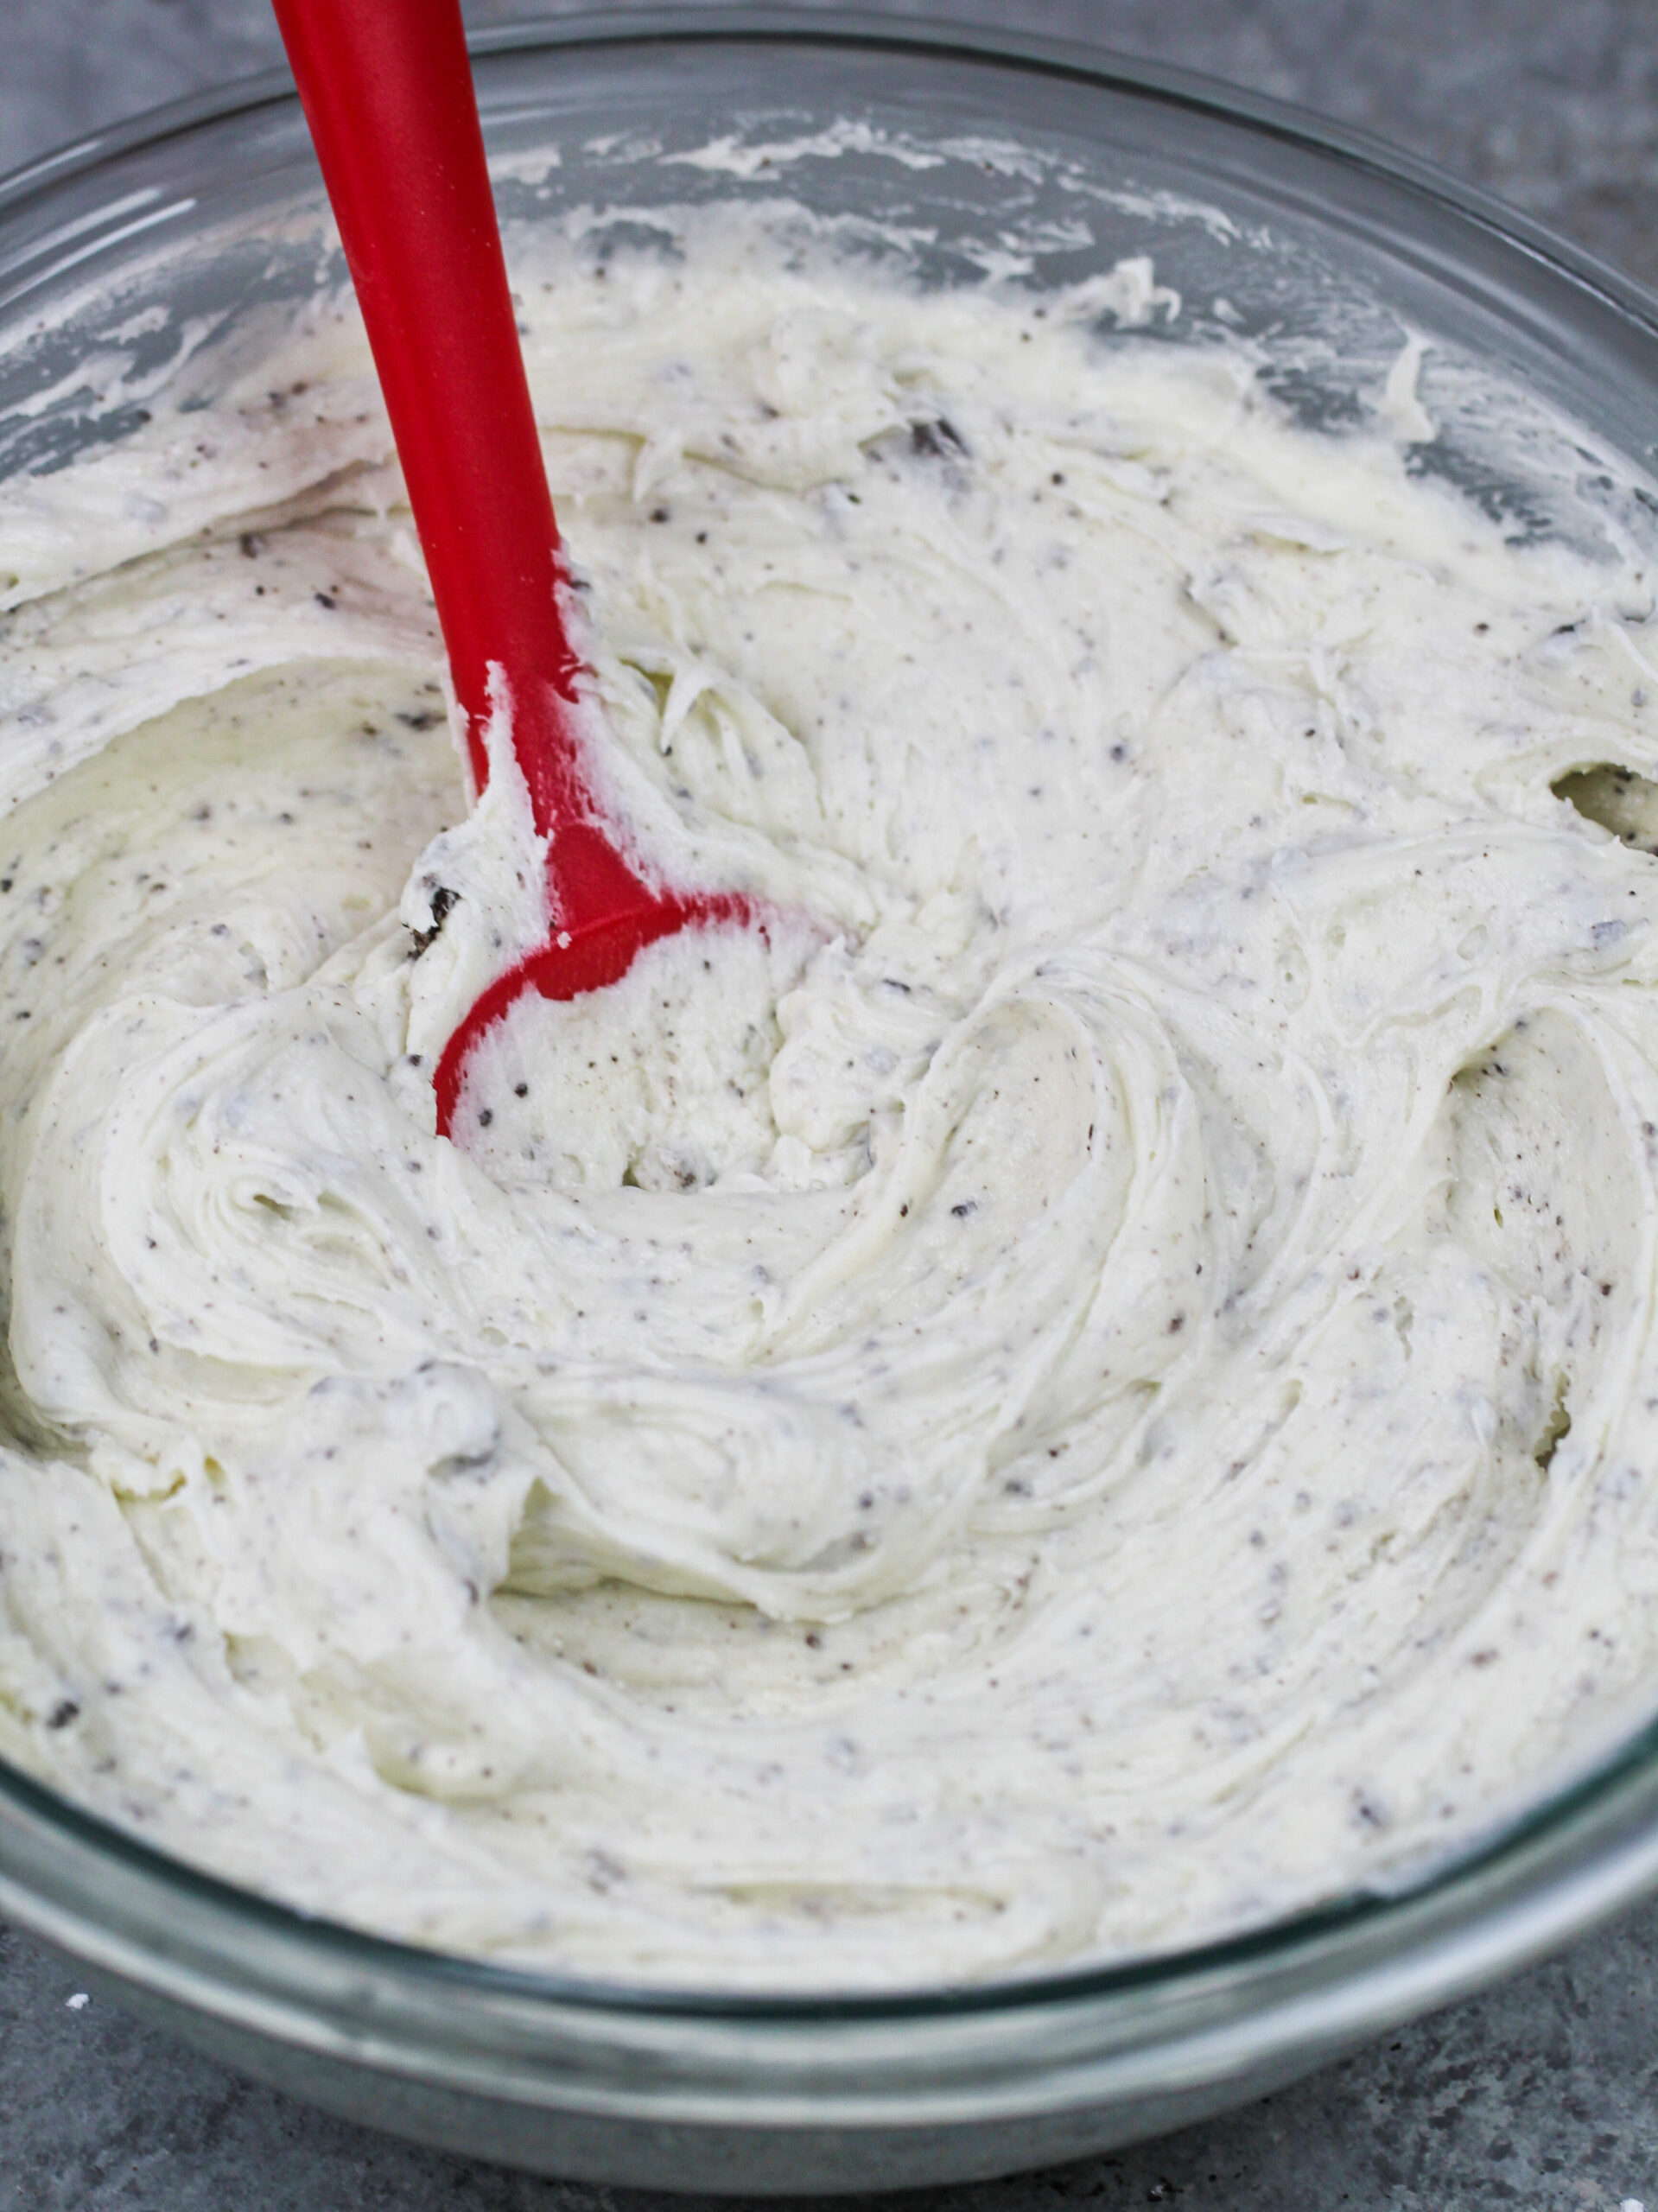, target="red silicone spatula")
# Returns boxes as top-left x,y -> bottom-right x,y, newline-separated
271,0 -> 753,1137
